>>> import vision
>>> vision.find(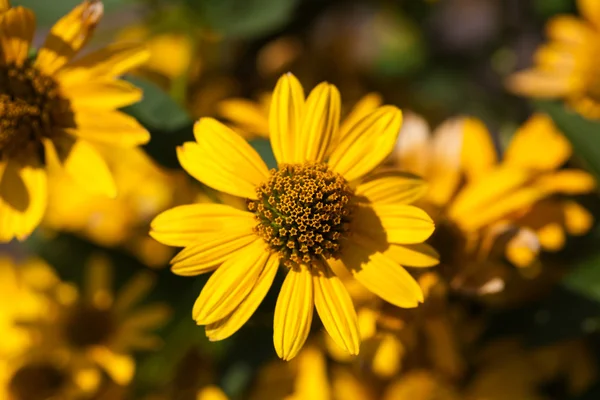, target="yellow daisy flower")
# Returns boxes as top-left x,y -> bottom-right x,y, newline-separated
506,0 -> 600,119
0,0 -> 150,242
151,73 -> 437,360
